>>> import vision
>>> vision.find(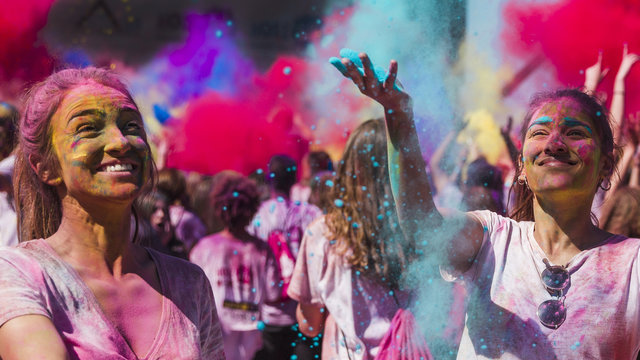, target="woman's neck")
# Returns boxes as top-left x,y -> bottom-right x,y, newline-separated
46,195 -> 138,276
532,194 -> 609,264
